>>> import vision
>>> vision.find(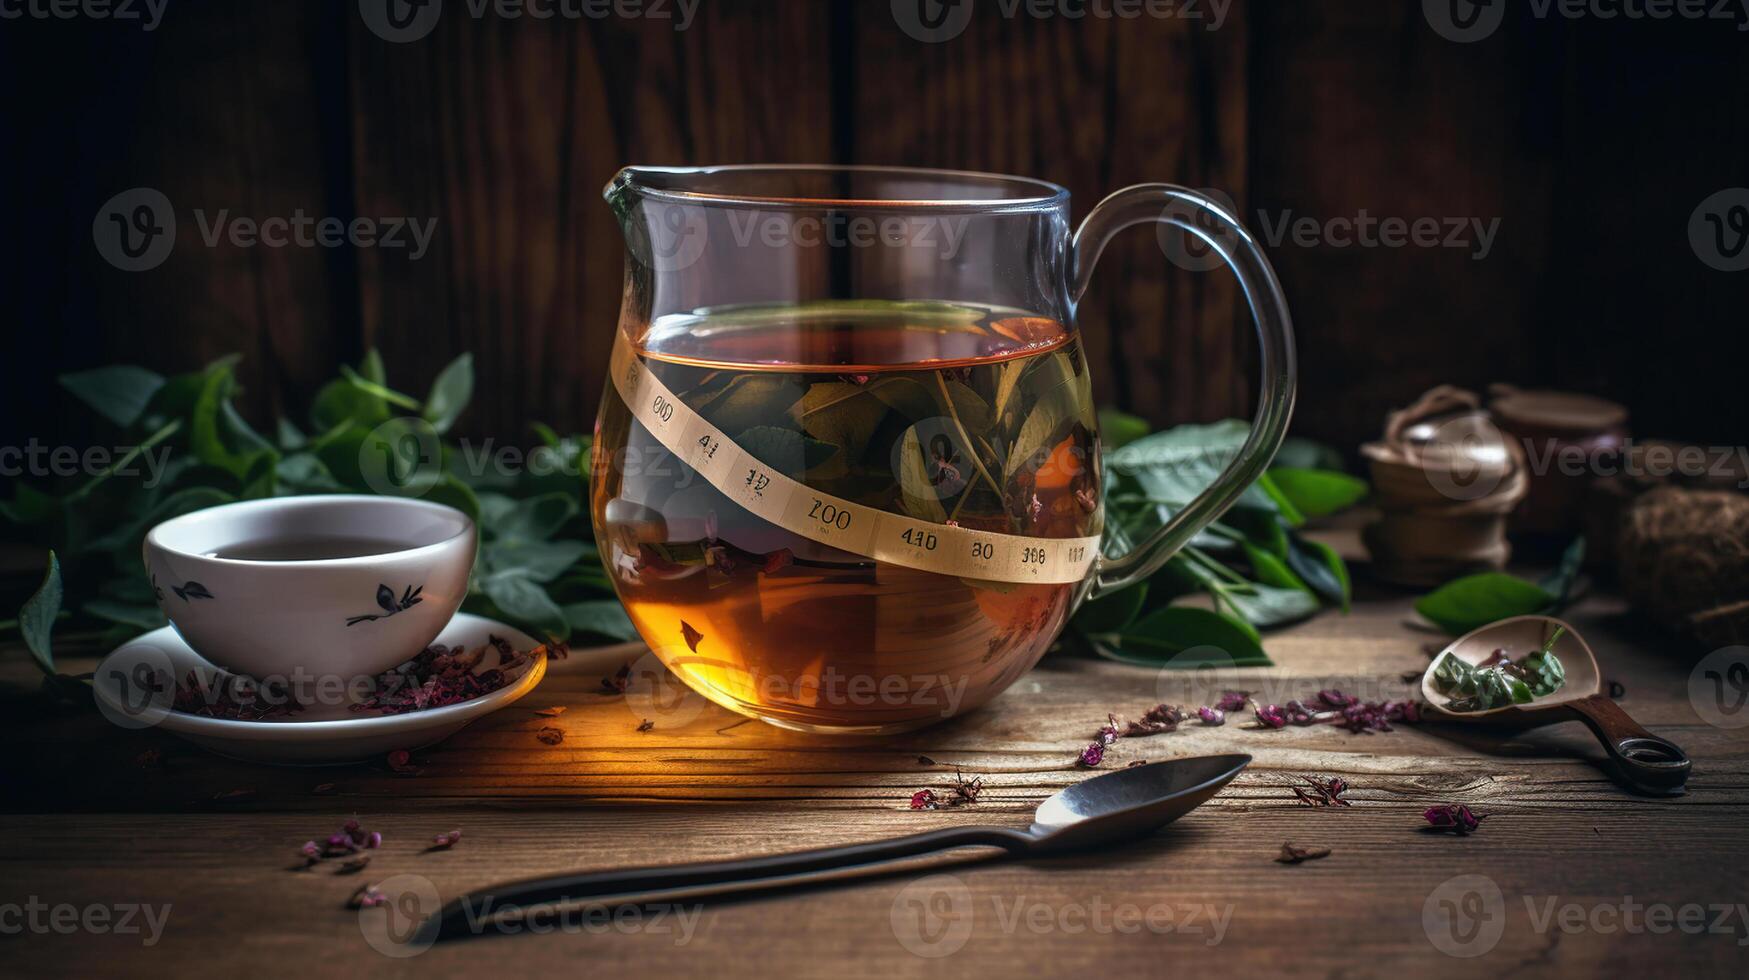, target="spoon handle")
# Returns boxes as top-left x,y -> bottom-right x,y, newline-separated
416,825 -> 1034,944
1566,693 -> 1691,796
